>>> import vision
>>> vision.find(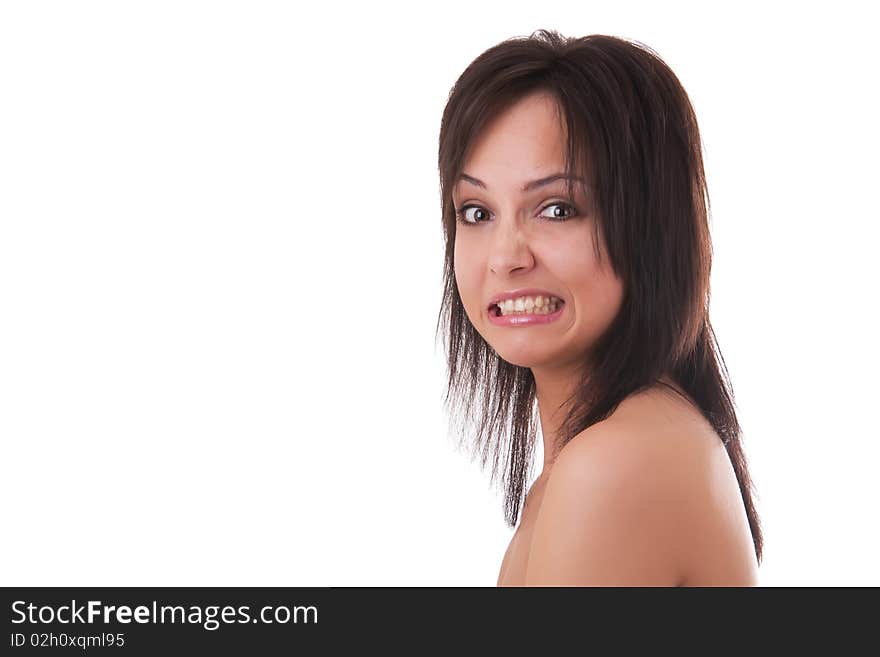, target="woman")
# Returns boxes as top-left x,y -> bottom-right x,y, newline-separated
436,30 -> 763,586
